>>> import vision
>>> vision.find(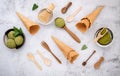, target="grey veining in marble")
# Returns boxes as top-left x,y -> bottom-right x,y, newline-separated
0,0 -> 120,76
